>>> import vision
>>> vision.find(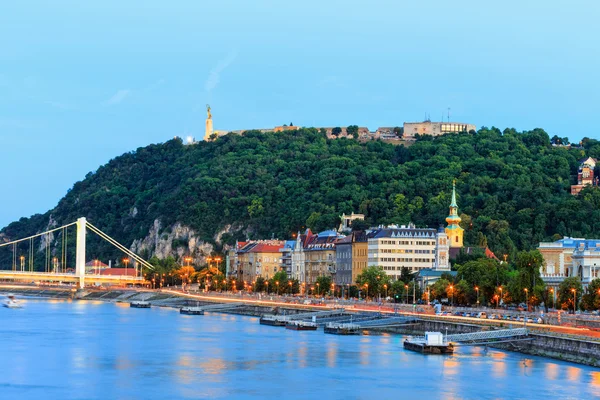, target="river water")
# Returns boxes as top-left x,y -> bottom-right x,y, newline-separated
0,299 -> 598,400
